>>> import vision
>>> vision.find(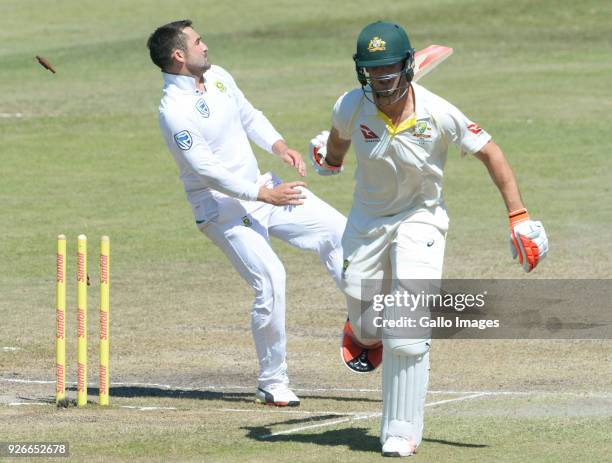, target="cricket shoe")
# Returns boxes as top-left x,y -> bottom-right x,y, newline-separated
255,383 -> 300,407
341,318 -> 382,373
382,436 -> 417,457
